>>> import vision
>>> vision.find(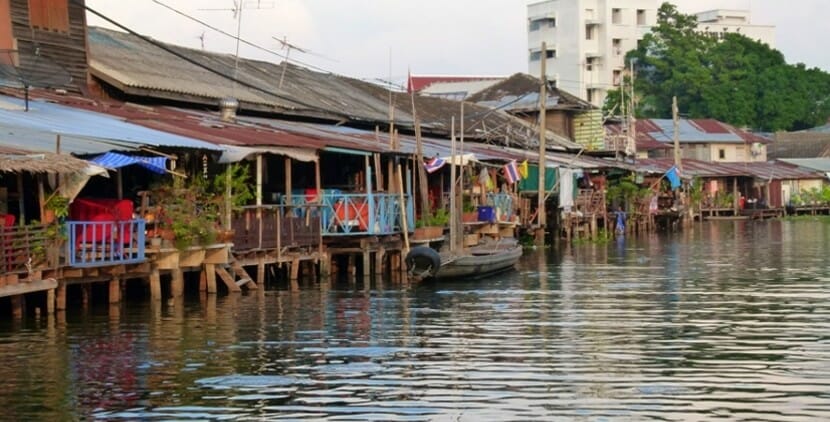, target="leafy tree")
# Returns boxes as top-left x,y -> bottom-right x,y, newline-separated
624,2 -> 830,131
